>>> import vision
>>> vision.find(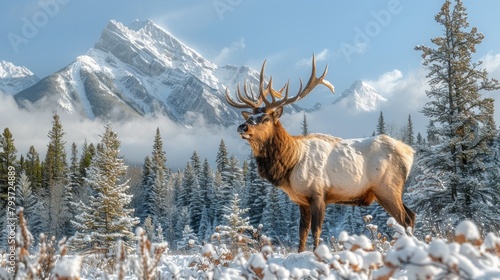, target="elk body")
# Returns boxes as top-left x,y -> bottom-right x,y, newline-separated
226,56 -> 416,252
